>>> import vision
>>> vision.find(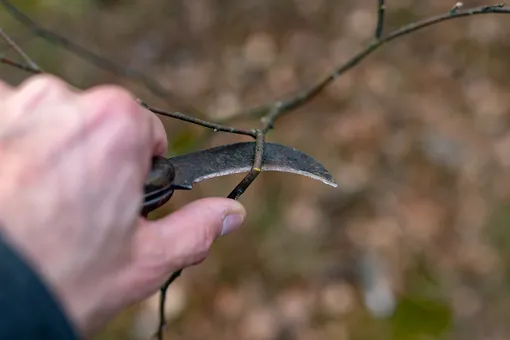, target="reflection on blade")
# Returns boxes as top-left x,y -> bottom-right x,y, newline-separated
169,142 -> 337,190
